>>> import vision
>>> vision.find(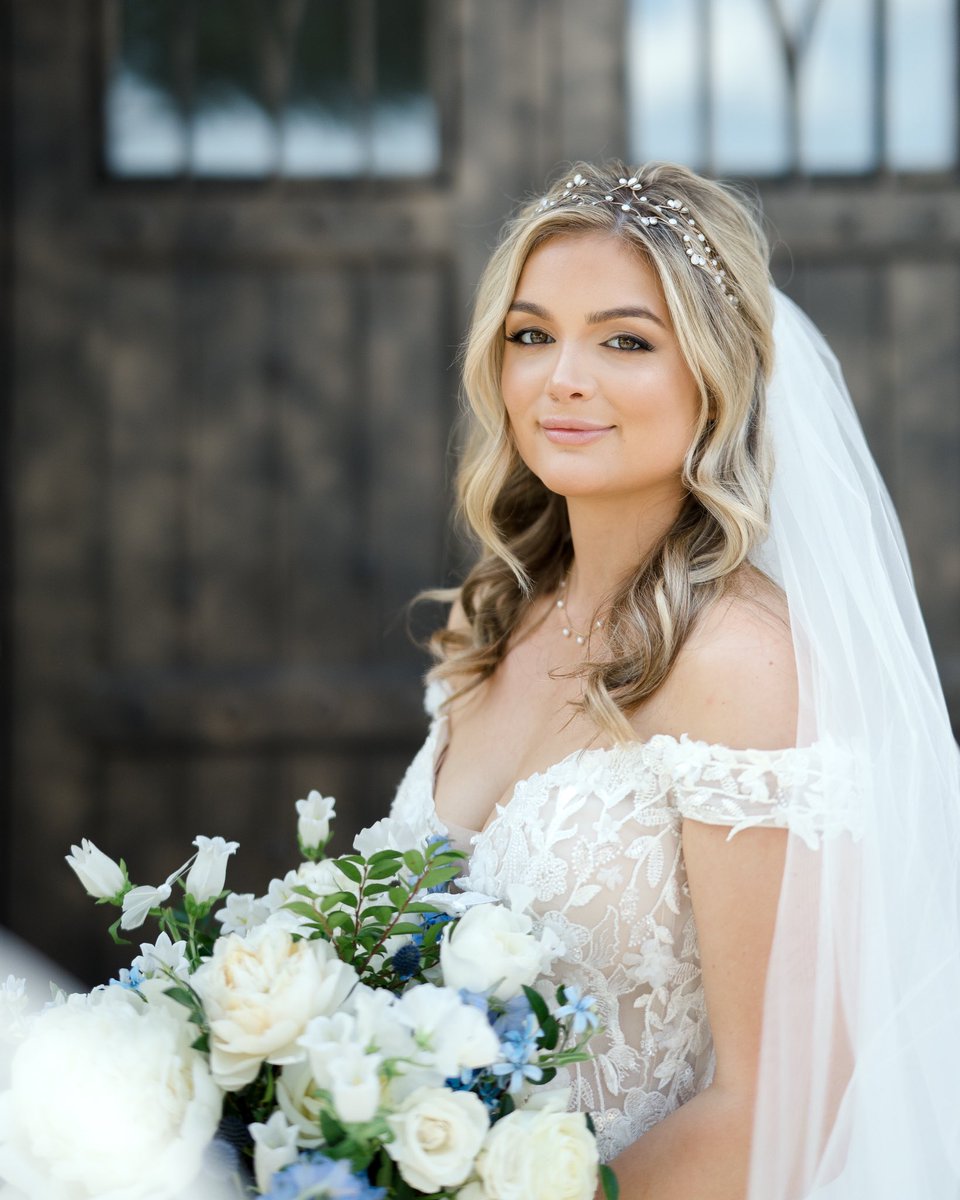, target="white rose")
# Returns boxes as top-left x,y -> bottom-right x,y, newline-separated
386,1086 -> 490,1193
394,985 -> 500,1079
64,839 -> 125,900
185,836 -> 239,905
296,791 -> 336,852
477,1108 -> 599,1200
0,987 -> 222,1200
440,903 -> 555,1001
250,1110 -> 299,1194
192,925 -> 358,1090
